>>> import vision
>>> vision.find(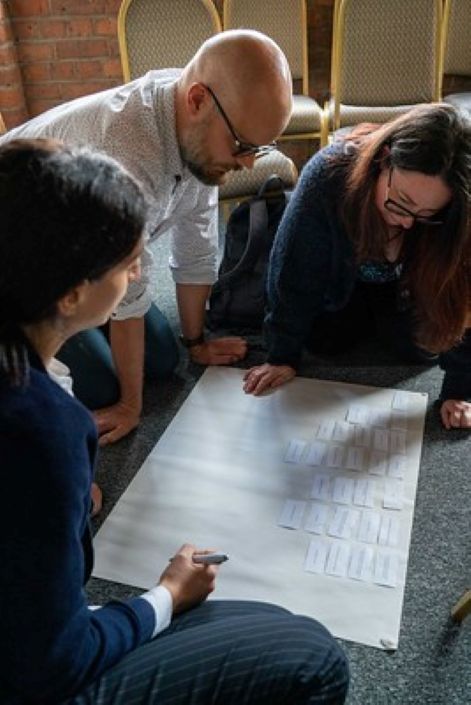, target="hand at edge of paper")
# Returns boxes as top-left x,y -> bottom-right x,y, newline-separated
440,399 -> 471,429
160,543 -> 218,614
243,363 -> 296,395
190,337 -> 248,365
